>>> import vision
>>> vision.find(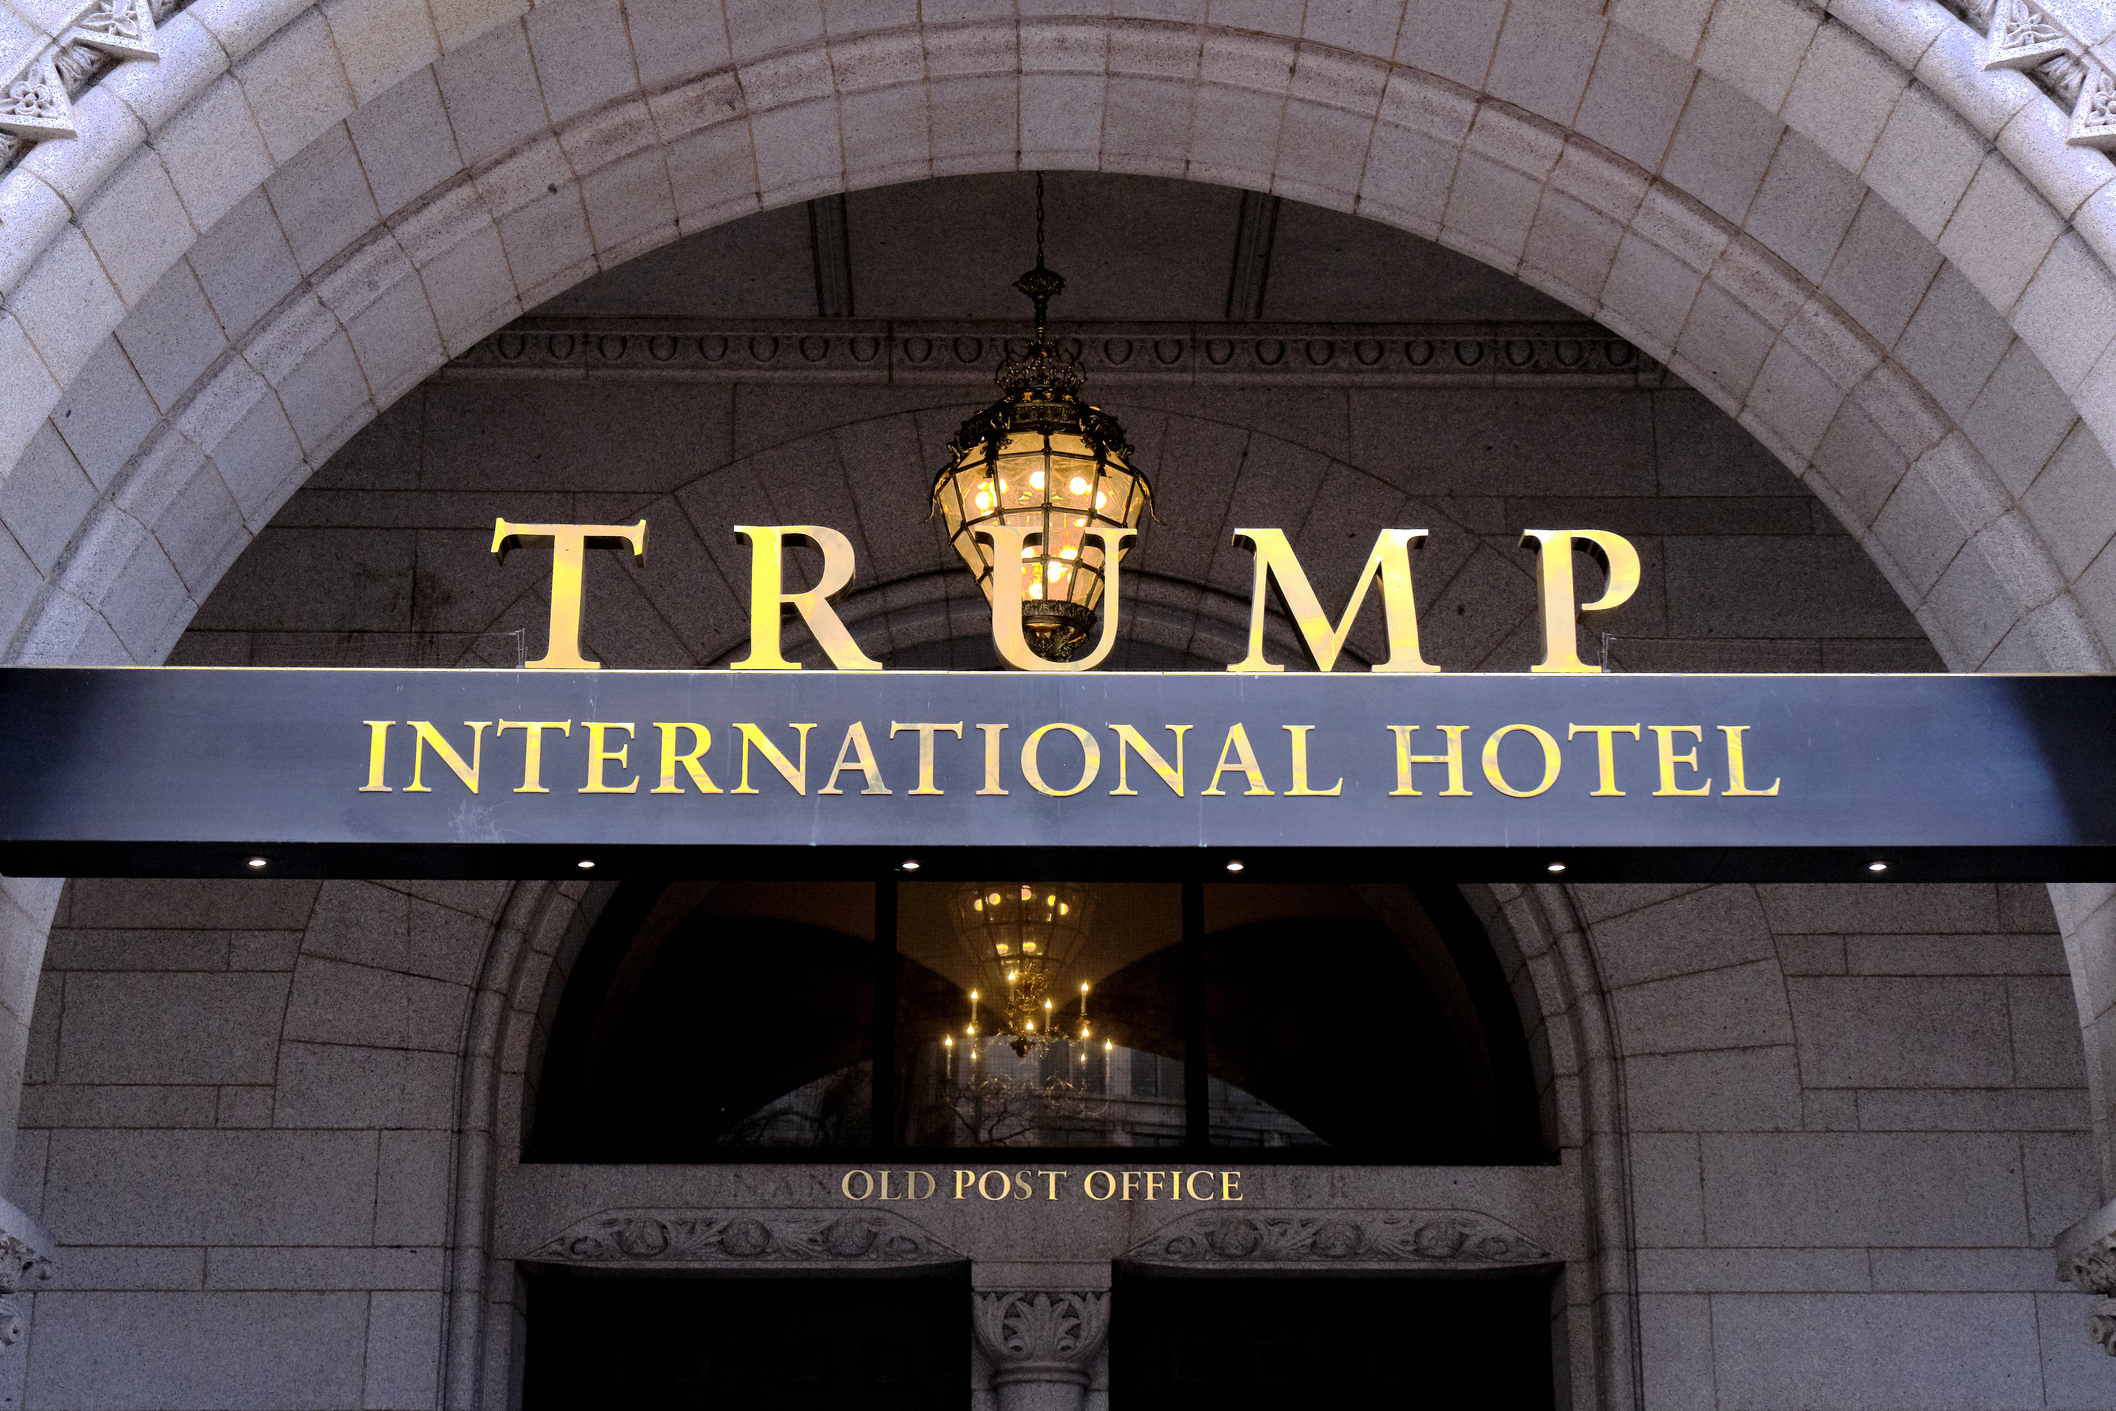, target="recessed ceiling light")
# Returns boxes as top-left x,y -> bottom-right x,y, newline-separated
577,859 -> 595,870
900,859 -> 921,871
1867,861 -> 1888,873
1547,861 -> 1566,873
1225,860 -> 1244,873
245,857 -> 268,869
